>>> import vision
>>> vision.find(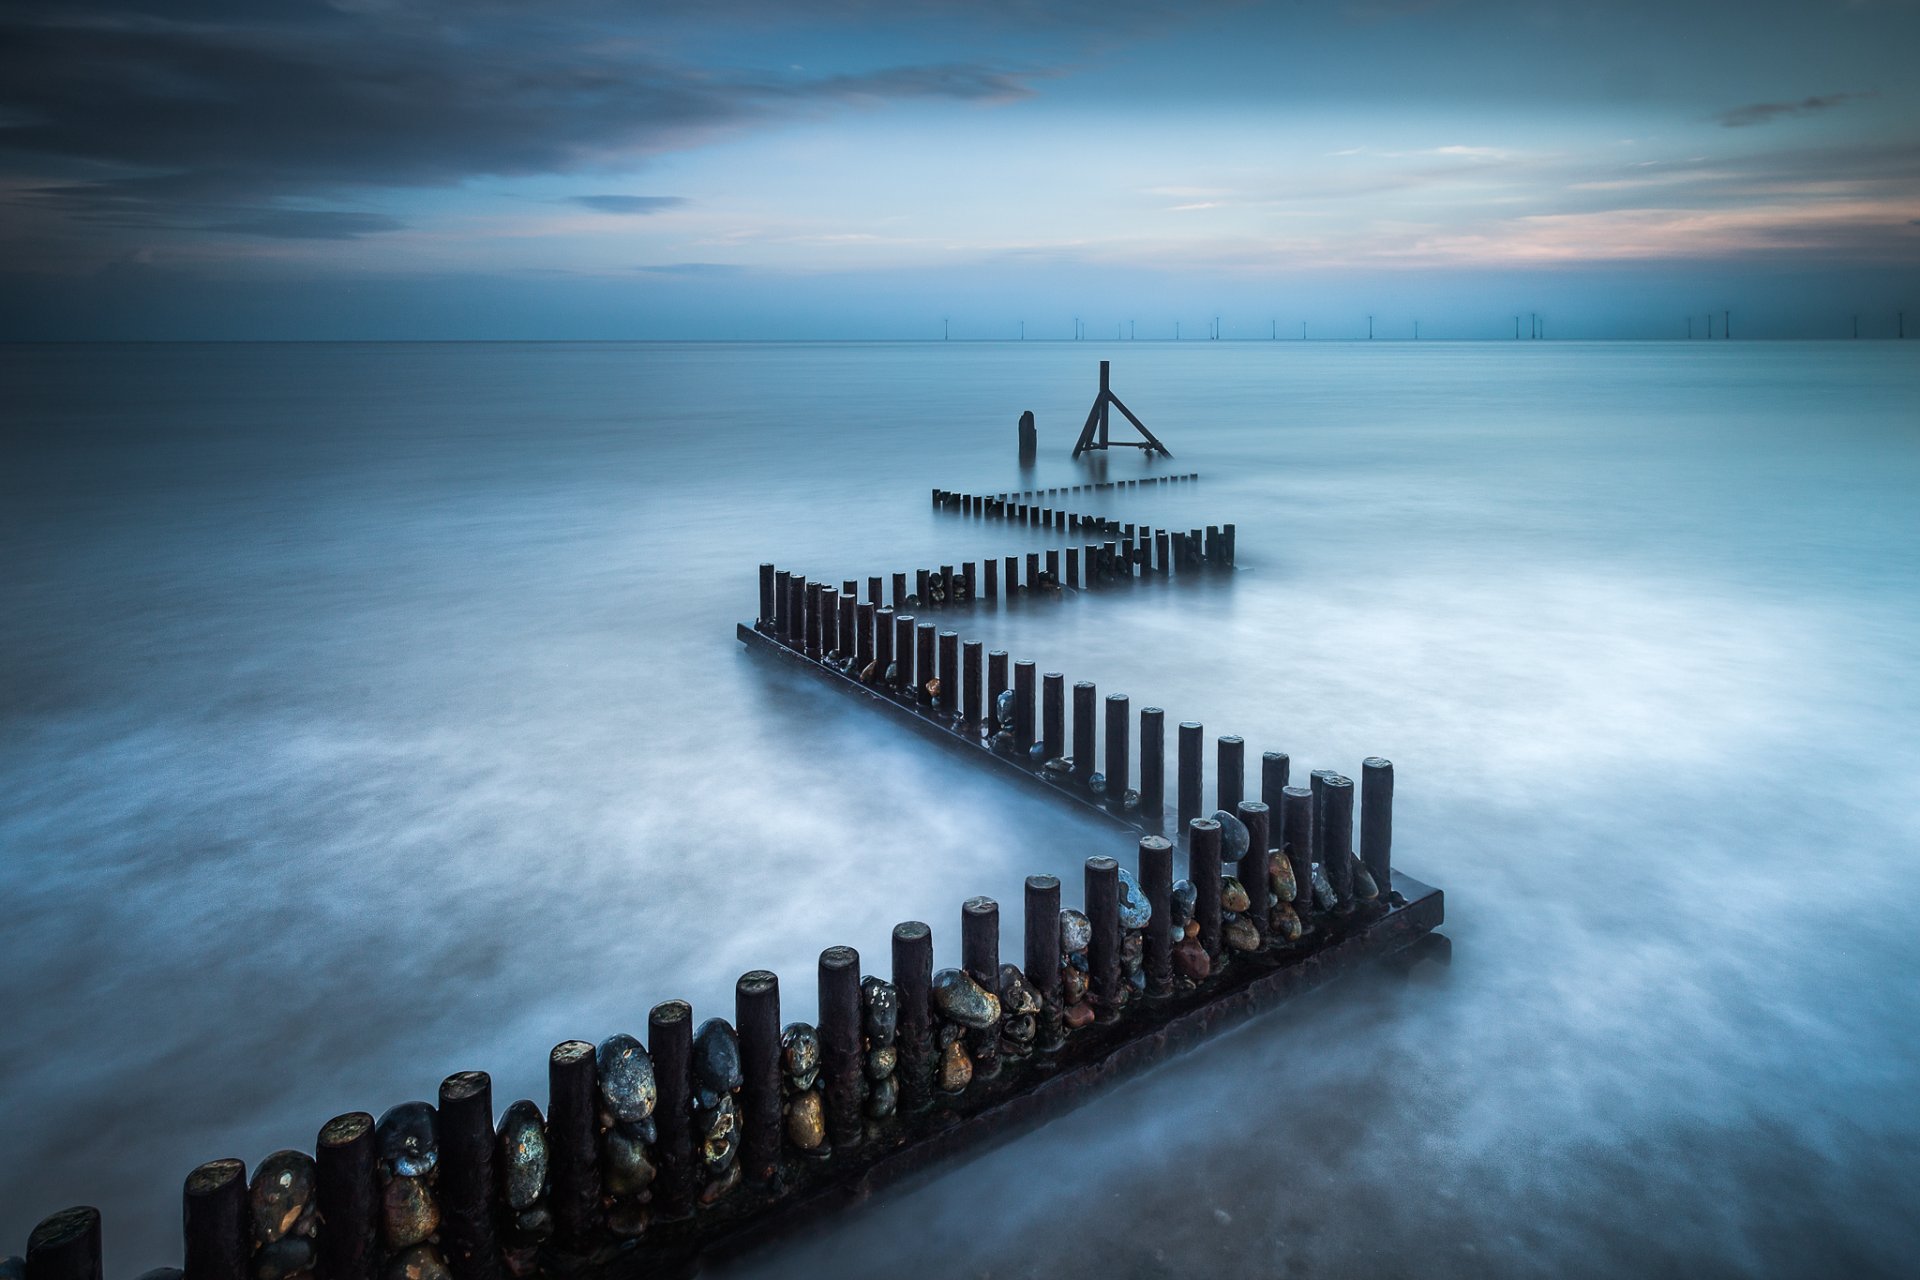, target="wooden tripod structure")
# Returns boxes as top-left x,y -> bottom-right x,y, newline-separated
1071,360 -> 1173,458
